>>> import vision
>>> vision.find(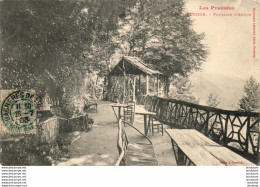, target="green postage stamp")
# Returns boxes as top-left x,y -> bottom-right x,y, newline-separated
0,90 -> 36,134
